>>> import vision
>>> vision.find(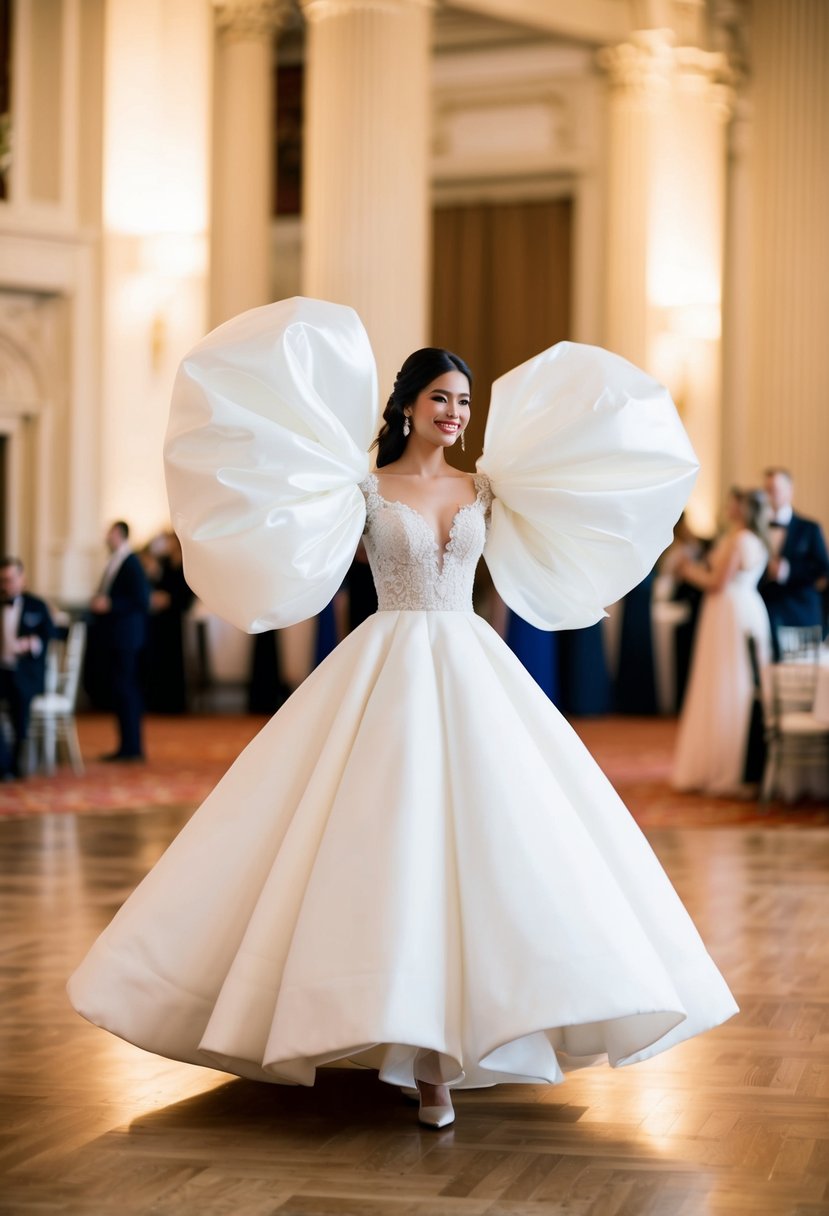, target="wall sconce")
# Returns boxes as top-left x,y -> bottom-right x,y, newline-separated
138,232 -> 208,374
150,313 -> 167,371
650,301 -> 721,414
